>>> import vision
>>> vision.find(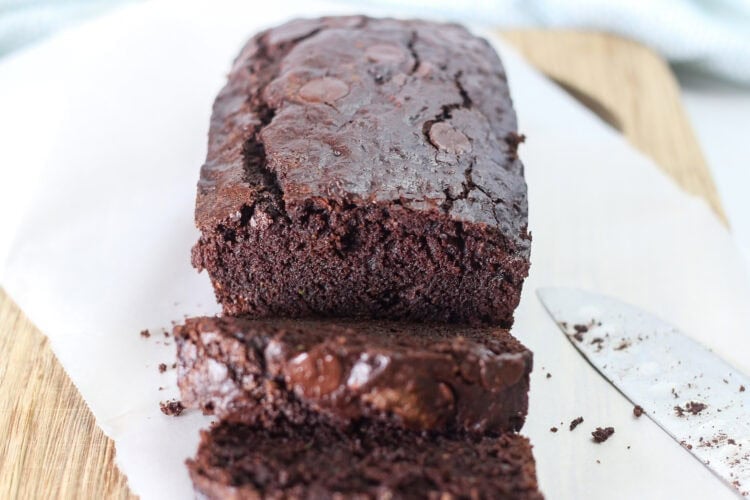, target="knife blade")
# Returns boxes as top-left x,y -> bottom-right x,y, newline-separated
537,287 -> 750,497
